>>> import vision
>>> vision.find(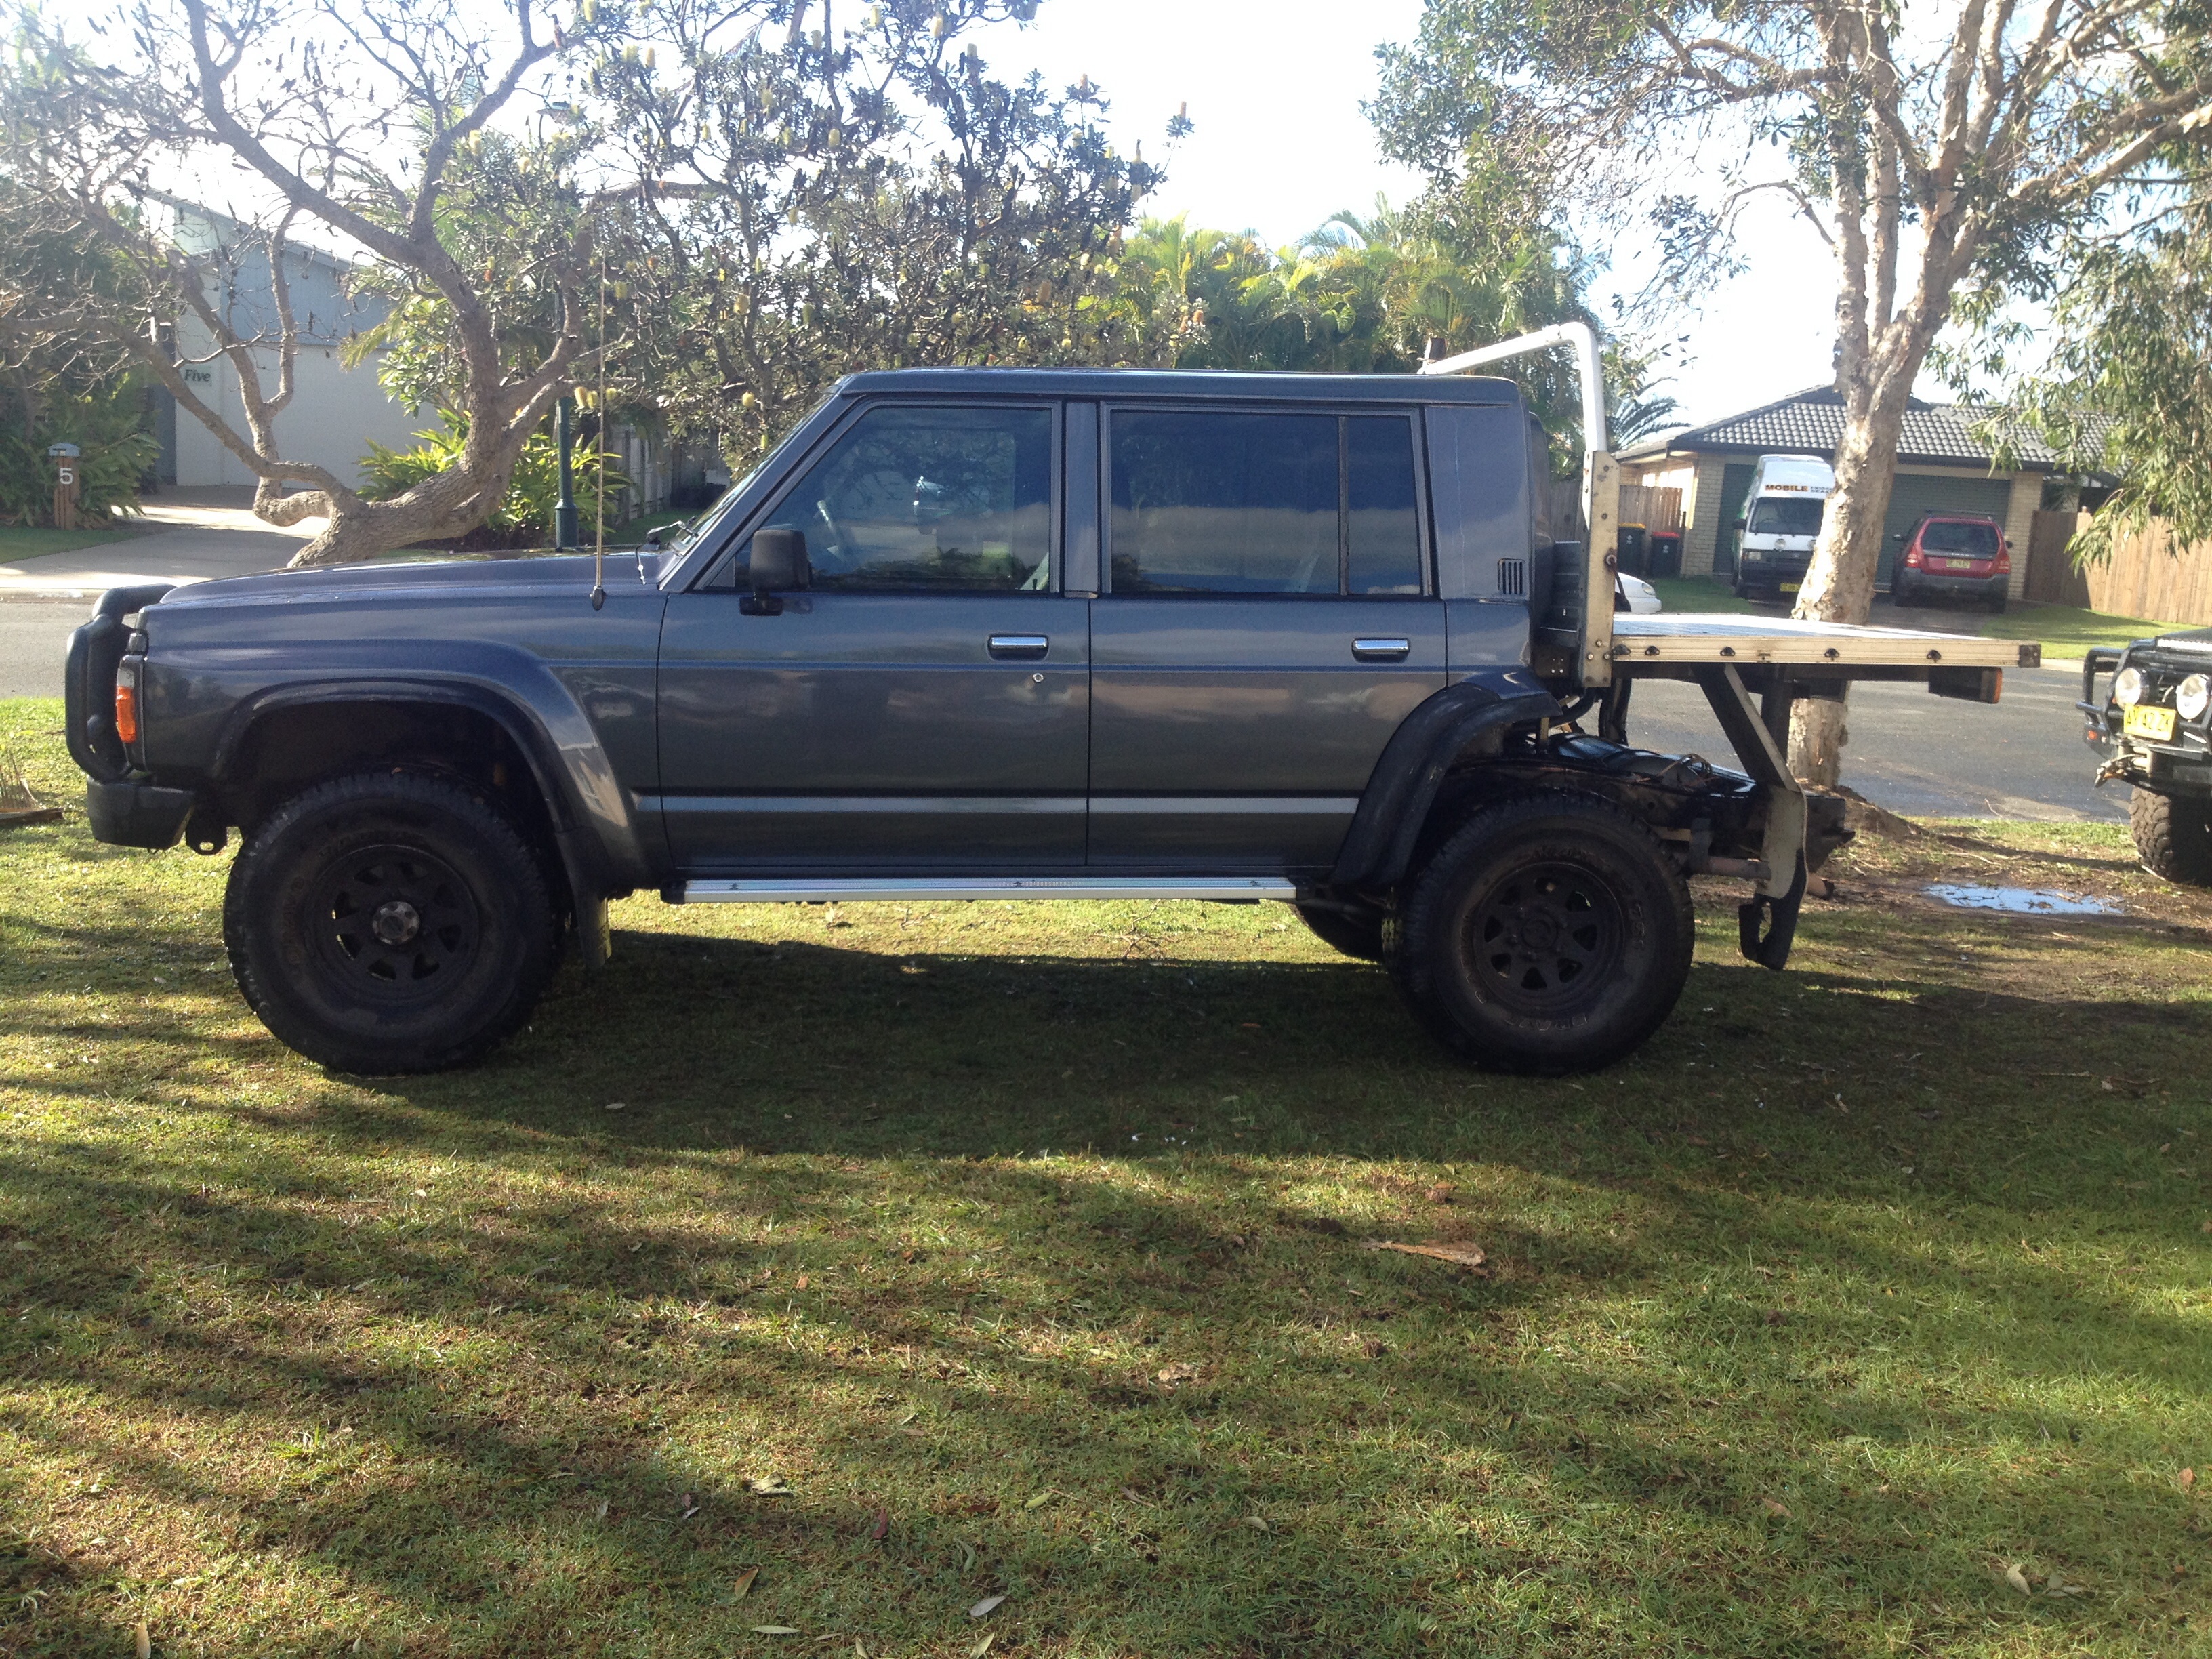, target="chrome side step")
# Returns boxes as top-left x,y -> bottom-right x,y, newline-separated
674,876 -> 1299,904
